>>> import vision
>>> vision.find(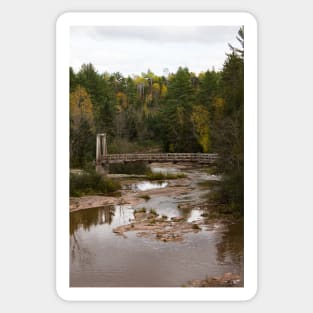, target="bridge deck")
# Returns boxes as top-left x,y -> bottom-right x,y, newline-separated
101,153 -> 218,164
